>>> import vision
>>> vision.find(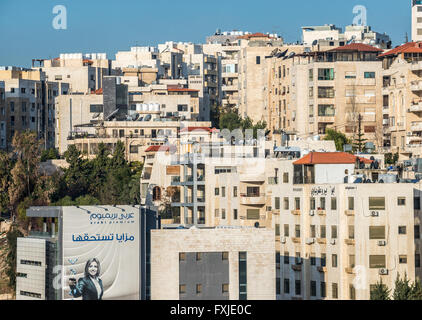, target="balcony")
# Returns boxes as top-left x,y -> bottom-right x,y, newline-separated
410,101 -> 422,113
171,176 -> 181,183
317,210 -> 326,216
411,122 -> 422,132
411,61 -> 422,71
317,266 -> 327,273
345,267 -> 355,274
382,106 -> 389,115
204,69 -> 217,76
345,239 -> 356,246
291,237 -> 301,243
410,80 -> 422,91
222,85 -> 238,92
291,264 -> 302,272
408,136 -> 422,144
240,193 -> 266,205
204,56 -> 217,64
317,116 -> 335,123
291,210 -> 301,216
345,210 -> 355,216
317,238 -> 327,244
